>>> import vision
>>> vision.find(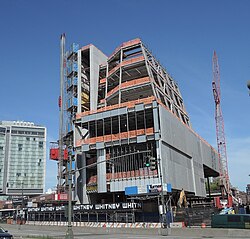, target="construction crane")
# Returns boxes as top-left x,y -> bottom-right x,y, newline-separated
50,34 -> 69,193
212,51 -> 231,202
58,33 -> 66,193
